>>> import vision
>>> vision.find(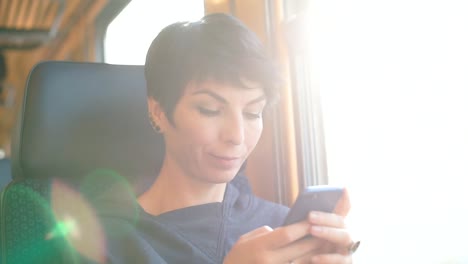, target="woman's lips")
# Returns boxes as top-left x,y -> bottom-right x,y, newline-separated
209,154 -> 241,169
